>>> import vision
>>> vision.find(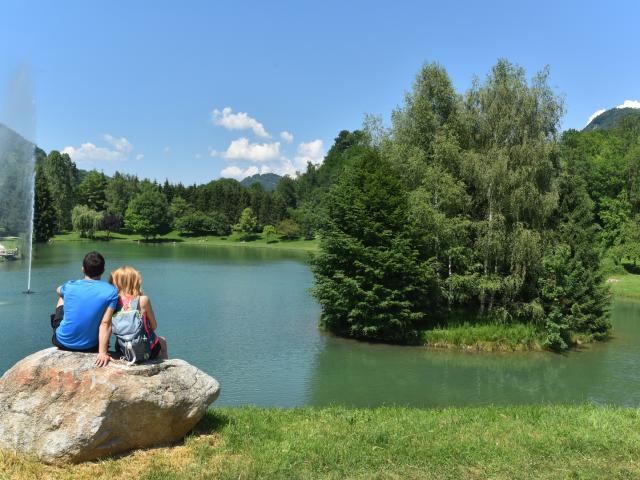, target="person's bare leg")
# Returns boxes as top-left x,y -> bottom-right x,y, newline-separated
159,336 -> 168,359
